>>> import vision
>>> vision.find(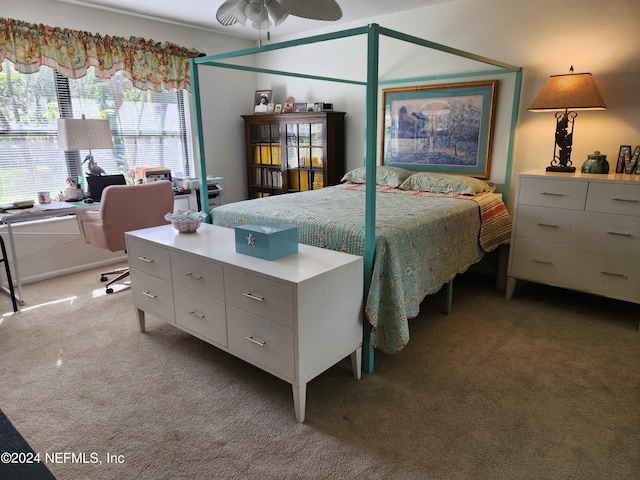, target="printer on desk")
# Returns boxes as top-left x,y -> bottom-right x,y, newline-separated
174,175 -> 225,212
